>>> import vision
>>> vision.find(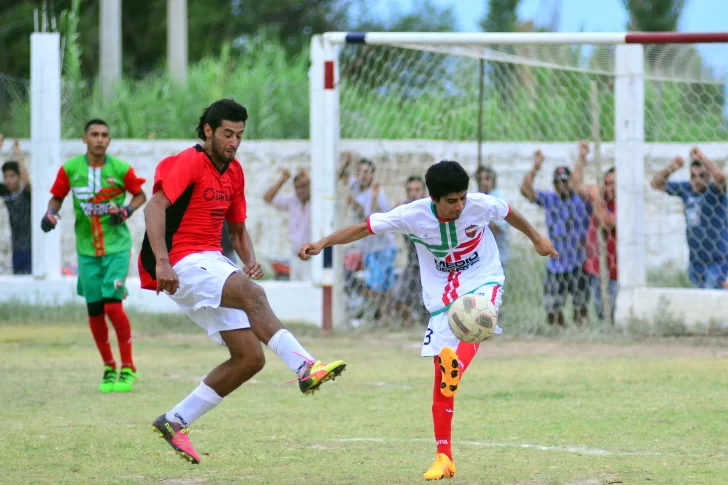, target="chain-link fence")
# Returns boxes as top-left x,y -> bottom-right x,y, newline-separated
332,42 -> 728,330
